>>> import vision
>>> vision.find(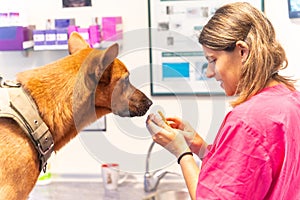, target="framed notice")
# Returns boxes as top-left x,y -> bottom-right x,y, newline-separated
83,116 -> 106,131
148,0 -> 264,96
288,0 -> 300,23
62,0 -> 92,8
